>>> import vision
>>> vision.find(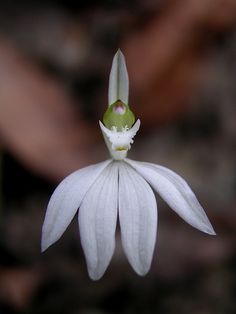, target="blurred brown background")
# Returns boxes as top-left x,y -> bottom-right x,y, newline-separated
0,1 -> 236,313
